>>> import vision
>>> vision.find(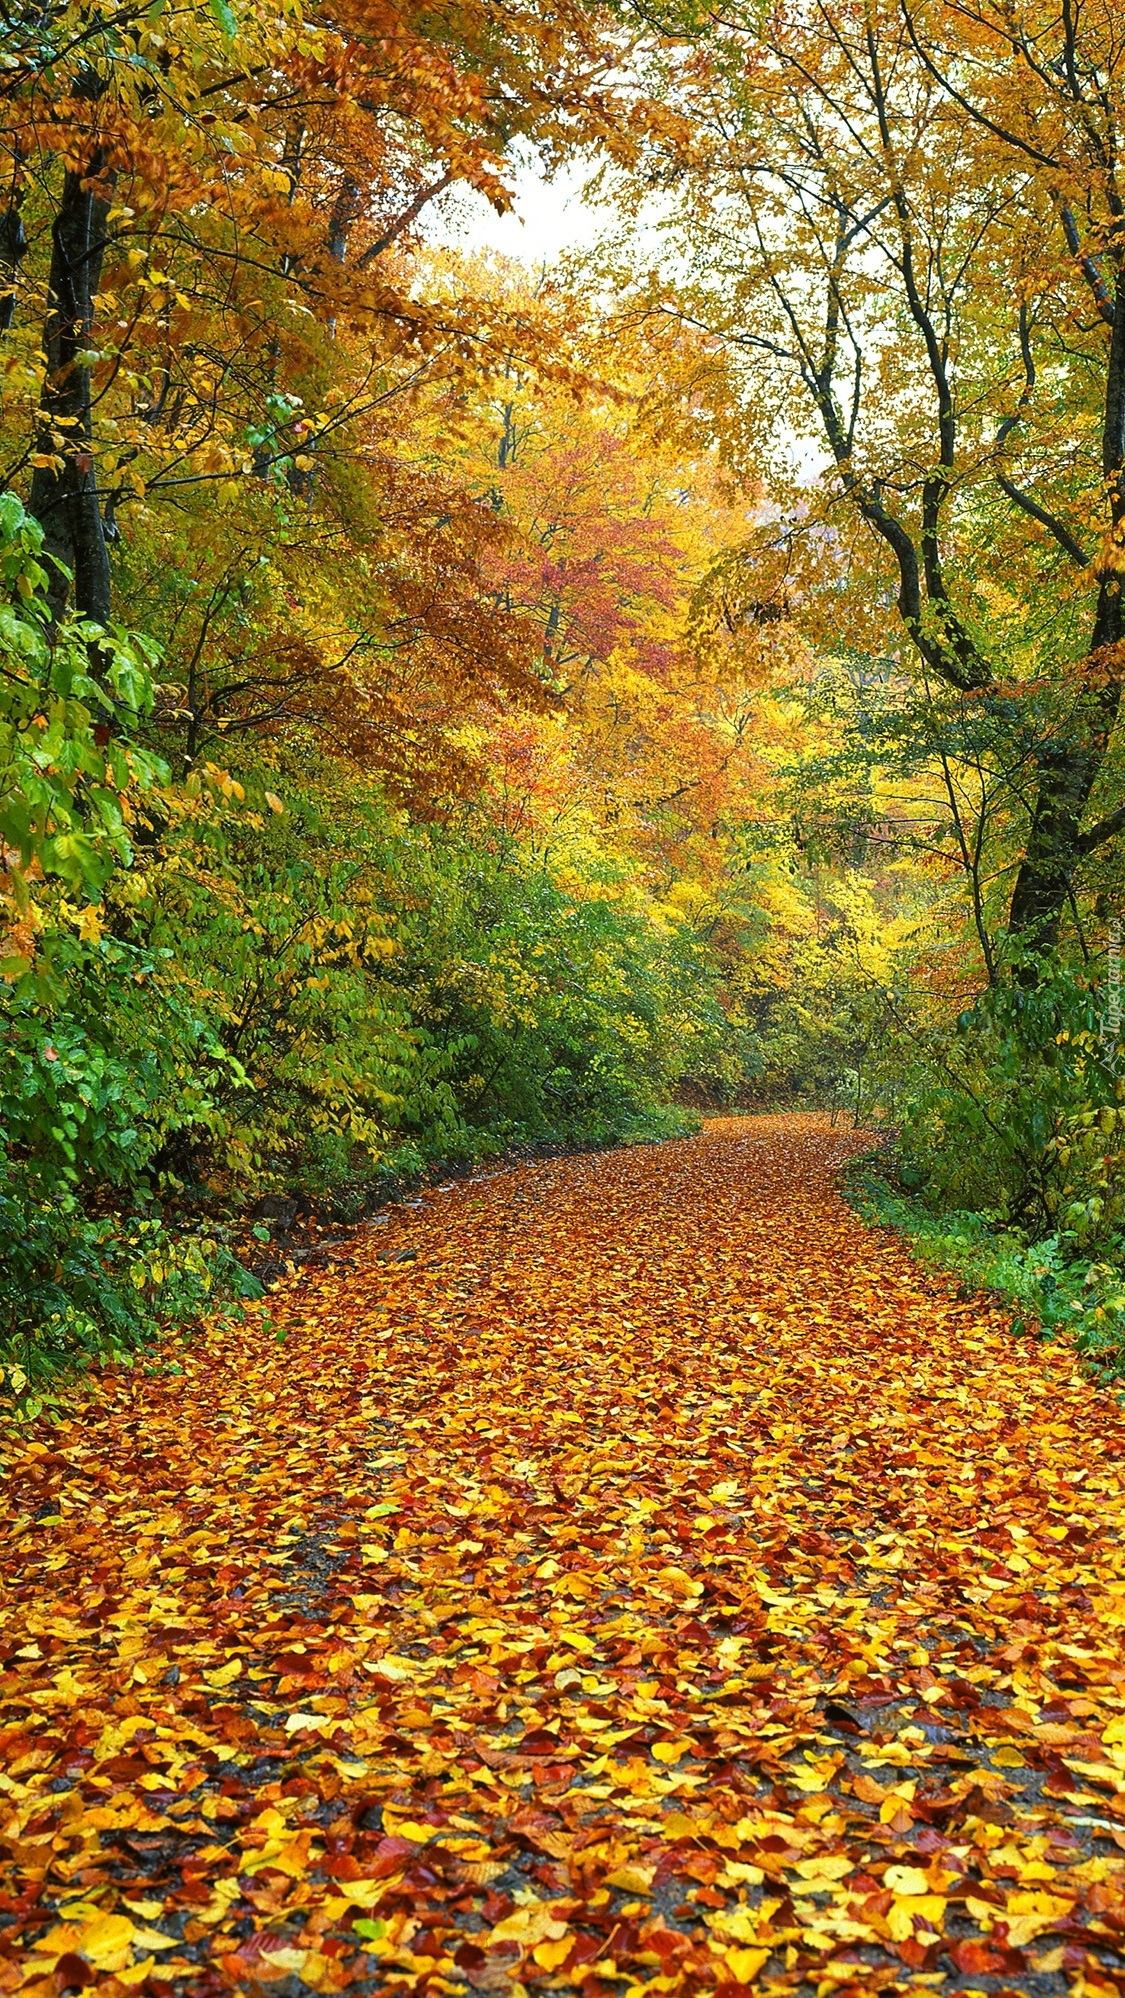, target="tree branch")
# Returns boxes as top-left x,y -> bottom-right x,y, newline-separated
1058,203 -> 1116,326
898,0 -> 1064,172
996,473 -> 1091,566
1078,800 -> 1125,856
354,171 -> 456,269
